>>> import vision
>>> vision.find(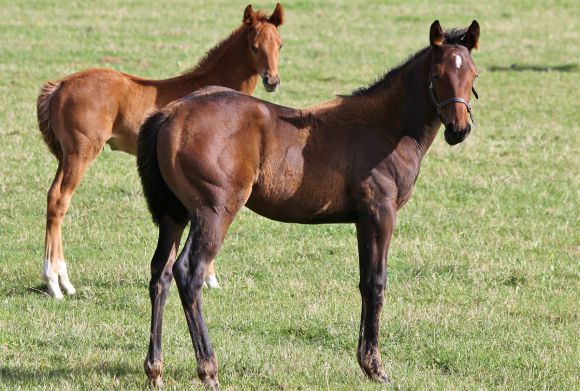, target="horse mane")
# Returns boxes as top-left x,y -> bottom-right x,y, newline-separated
182,12 -> 271,75
351,27 -> 470,96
